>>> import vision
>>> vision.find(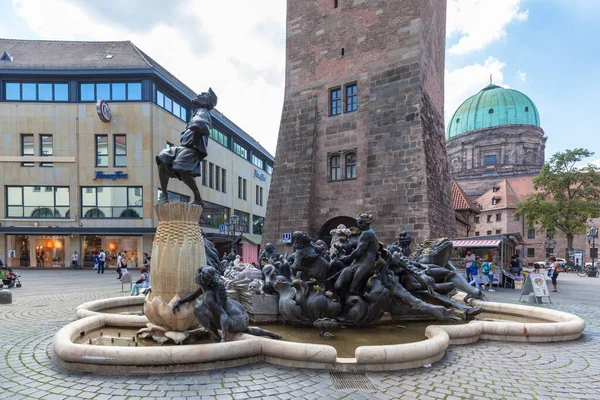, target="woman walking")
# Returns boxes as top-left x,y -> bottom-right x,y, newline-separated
549,256 -> 563,292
